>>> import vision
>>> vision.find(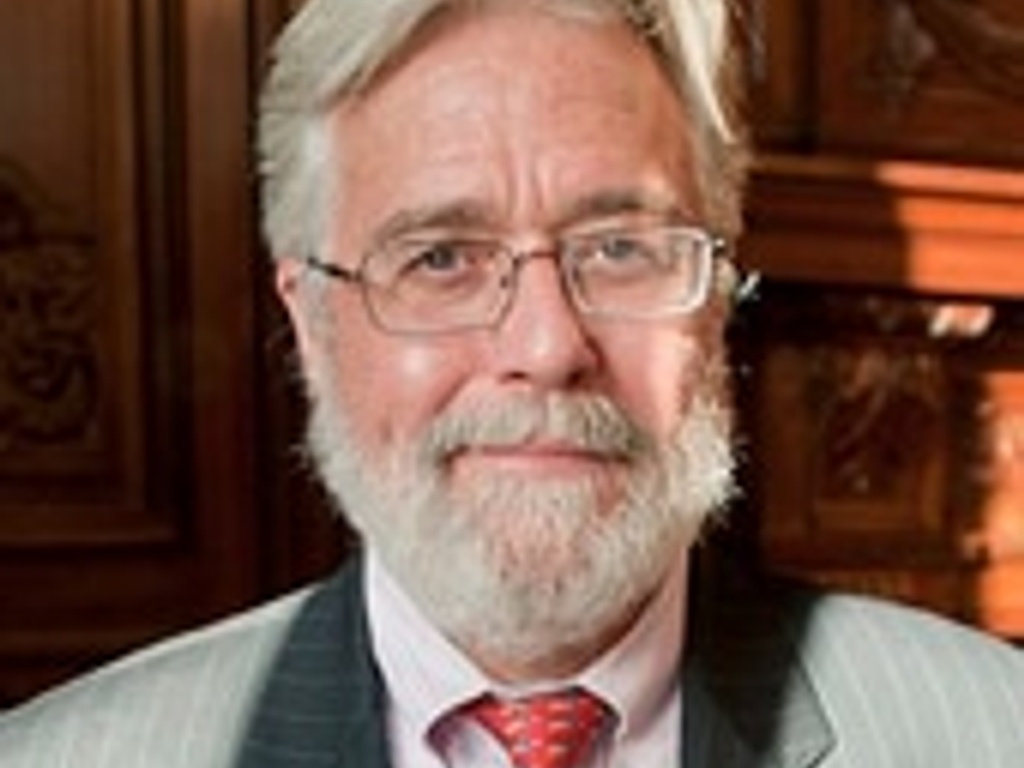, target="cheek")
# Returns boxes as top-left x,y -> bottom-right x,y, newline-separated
603,326 -> 718,438
329,330 -> 472,450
